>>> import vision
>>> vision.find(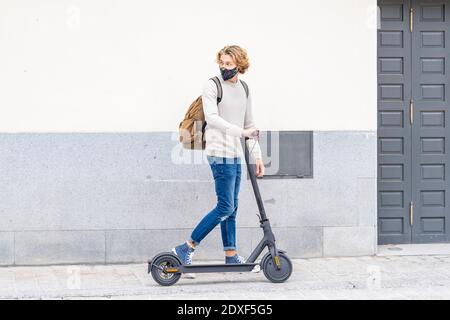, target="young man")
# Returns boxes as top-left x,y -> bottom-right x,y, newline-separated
173,45 -> 264,278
